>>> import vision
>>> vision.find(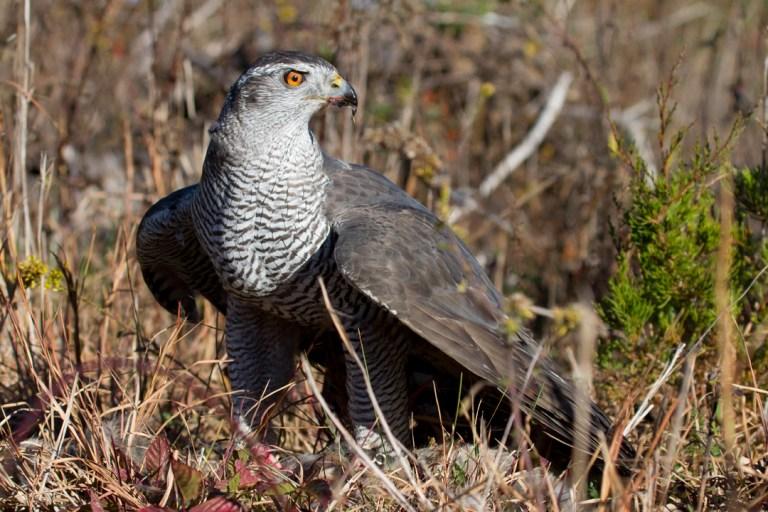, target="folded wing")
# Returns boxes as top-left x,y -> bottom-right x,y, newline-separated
326,161 -> 635,467
136,186 -> 227,321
